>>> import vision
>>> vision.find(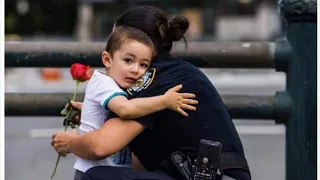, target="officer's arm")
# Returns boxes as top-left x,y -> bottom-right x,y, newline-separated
68,117 -> 145,160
